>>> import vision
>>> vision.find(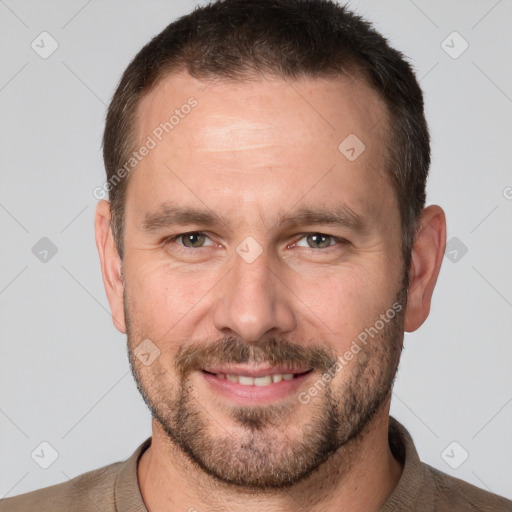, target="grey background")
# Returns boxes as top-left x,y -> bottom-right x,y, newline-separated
1,0 -> 511,500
